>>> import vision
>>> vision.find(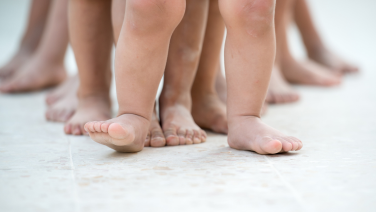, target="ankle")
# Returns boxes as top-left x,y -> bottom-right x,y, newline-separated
159,89 -> 192,109
228,114 -> 260,126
